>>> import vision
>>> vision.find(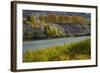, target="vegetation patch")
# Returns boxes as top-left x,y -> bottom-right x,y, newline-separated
23,38 -> 91,62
